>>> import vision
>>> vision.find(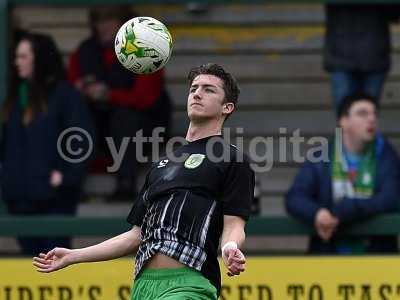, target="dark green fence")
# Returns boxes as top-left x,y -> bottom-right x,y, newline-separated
1,214 -> 400,237
1,0 -> 400,239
